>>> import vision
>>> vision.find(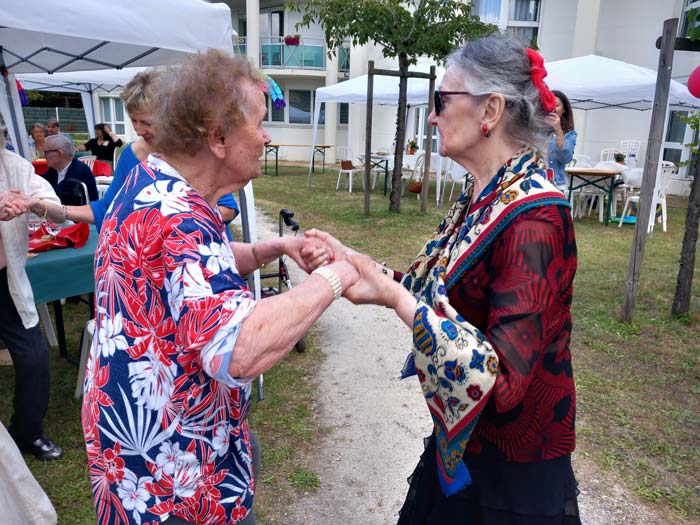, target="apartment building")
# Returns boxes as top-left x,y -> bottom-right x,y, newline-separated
95,1 -> 698,189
